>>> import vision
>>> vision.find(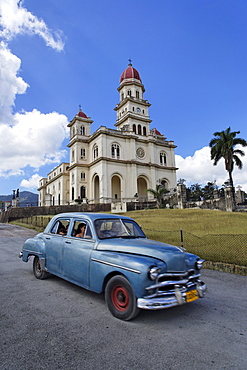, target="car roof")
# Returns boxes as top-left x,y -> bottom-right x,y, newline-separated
51,212 -> 132,222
